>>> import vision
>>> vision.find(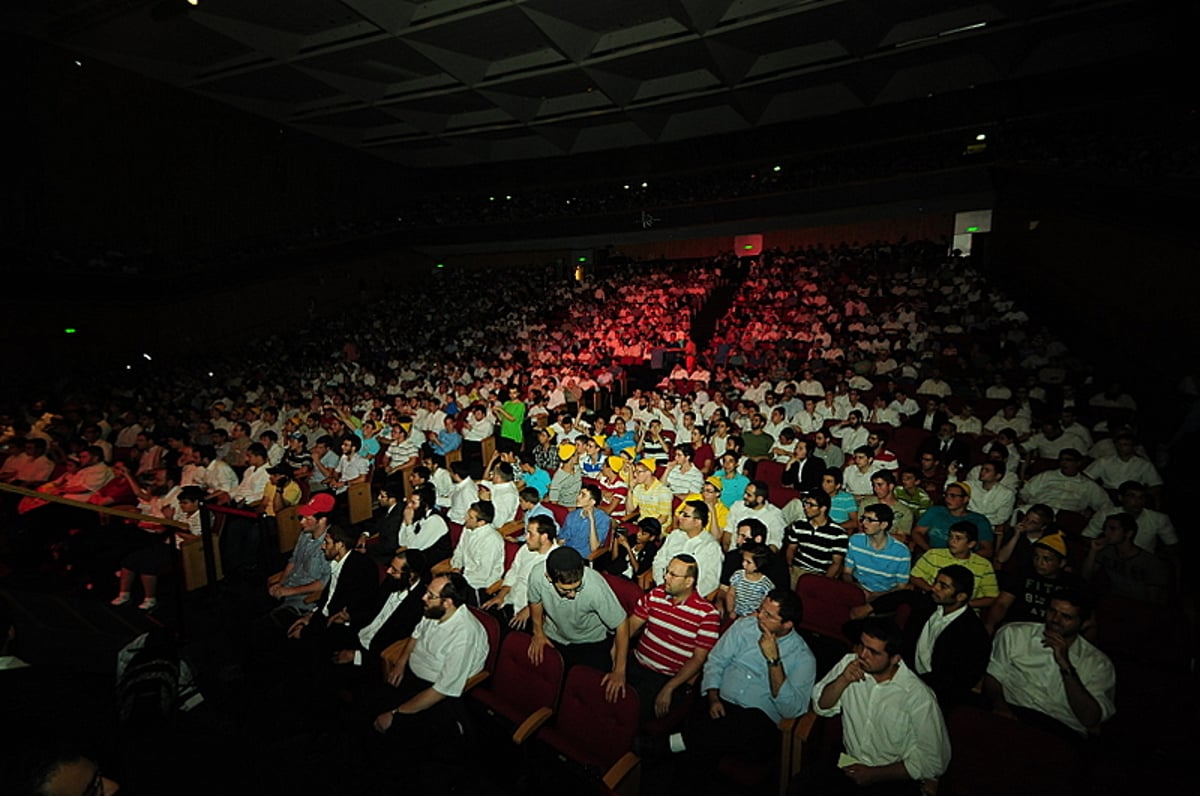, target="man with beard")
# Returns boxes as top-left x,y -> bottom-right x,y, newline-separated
811,617 -> 950,793
371,573 -> 489,755
983,592 -> 1115,738
286,525 -> 378,643
330,549 -> 427,680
